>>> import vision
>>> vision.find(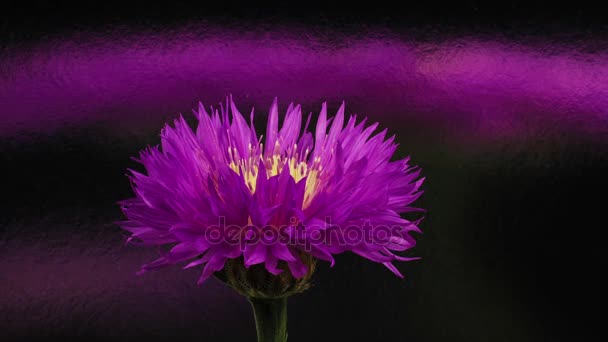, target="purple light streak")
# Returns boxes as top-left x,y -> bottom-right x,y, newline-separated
1,28 -> 606,139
